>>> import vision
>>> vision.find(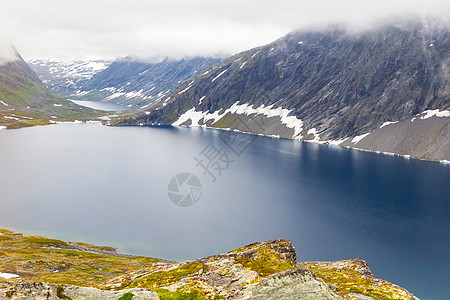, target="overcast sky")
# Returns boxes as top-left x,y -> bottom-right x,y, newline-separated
1,0 -> 448,60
